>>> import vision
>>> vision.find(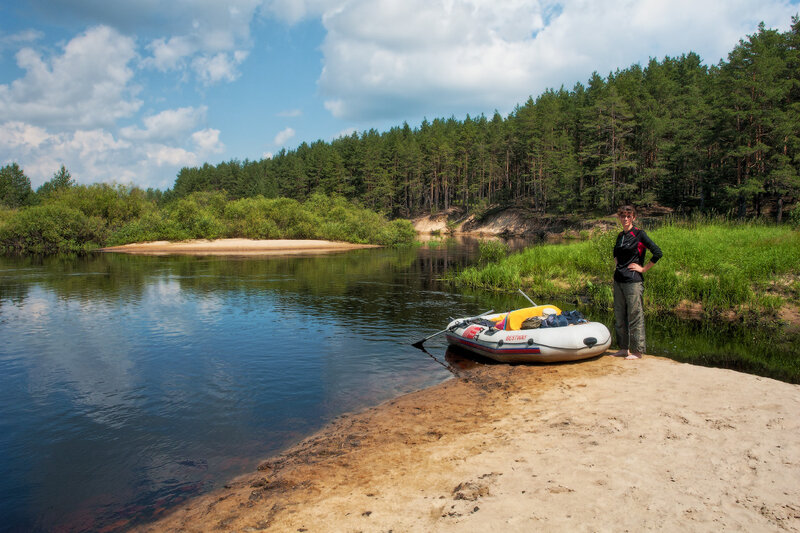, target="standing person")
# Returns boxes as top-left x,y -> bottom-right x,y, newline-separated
611,205 -> 662,360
